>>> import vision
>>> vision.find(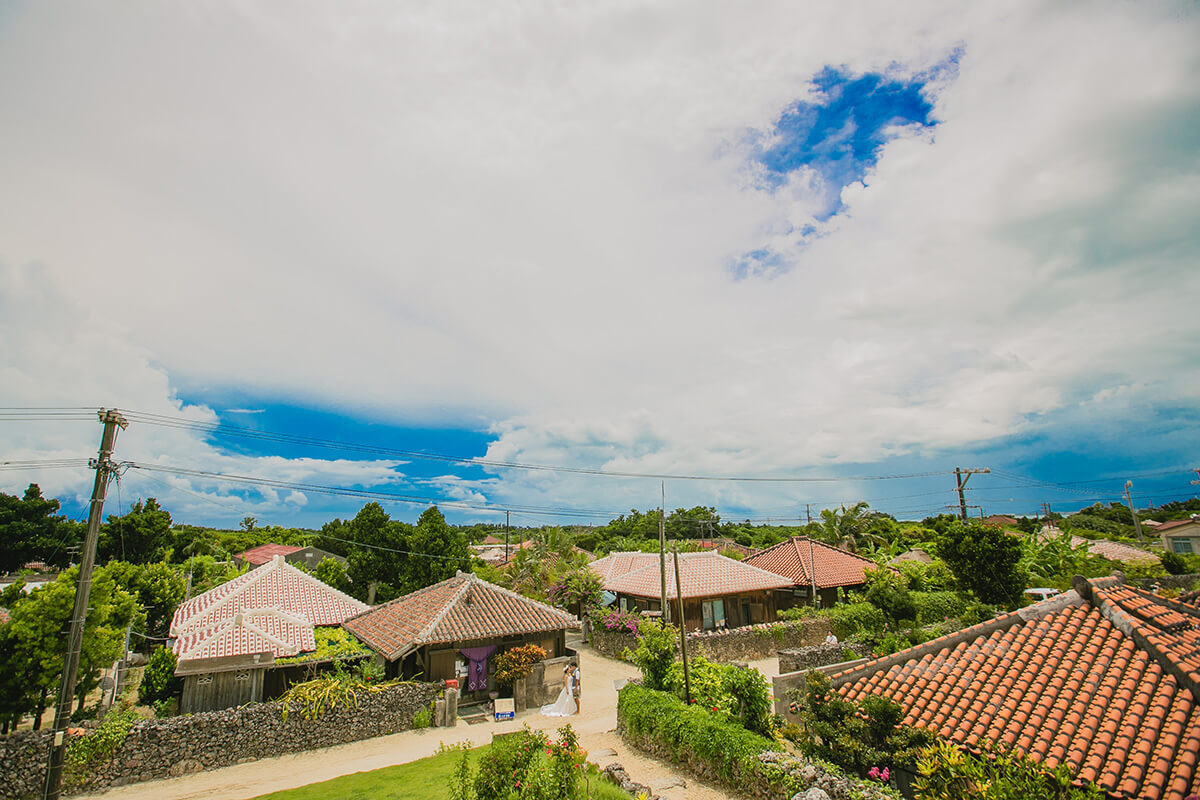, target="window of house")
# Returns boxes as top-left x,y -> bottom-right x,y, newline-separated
701,599 -> 726,631
1173,539 -> 1195,554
